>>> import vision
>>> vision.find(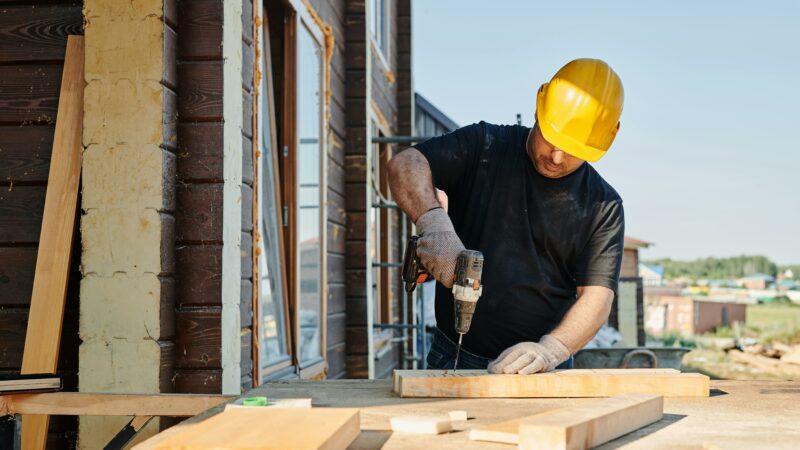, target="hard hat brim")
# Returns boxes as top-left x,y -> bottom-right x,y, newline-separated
535,89 -> 607,163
